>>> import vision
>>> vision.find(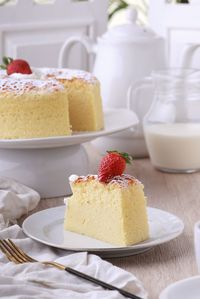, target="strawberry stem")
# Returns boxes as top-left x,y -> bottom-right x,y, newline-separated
0,56 -> 13,70
107,150 -> 133,164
